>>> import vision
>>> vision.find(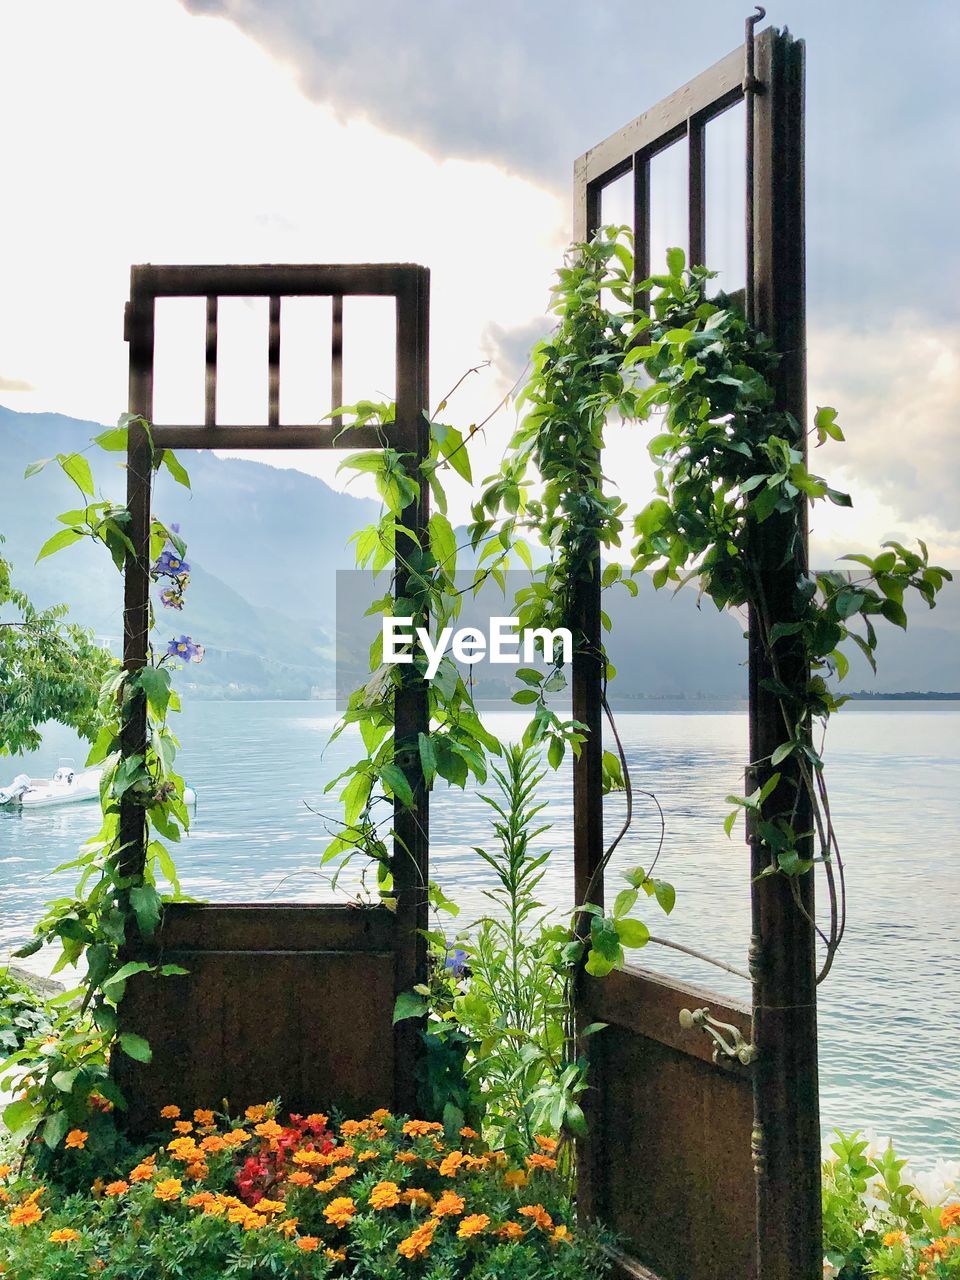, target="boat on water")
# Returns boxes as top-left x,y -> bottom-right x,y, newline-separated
0,761 -> 196,810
